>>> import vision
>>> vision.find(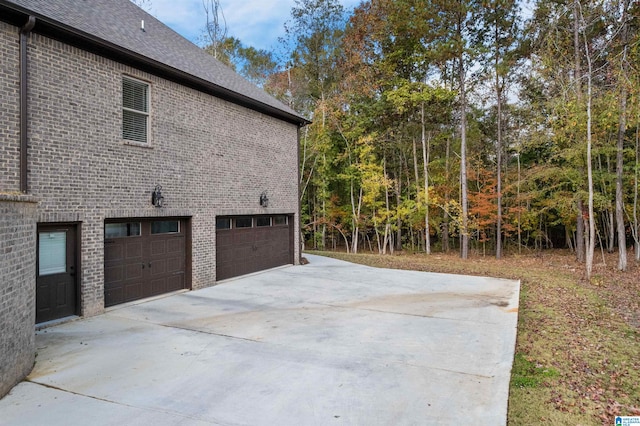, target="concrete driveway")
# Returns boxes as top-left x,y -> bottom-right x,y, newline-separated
0,254 -> 520,425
